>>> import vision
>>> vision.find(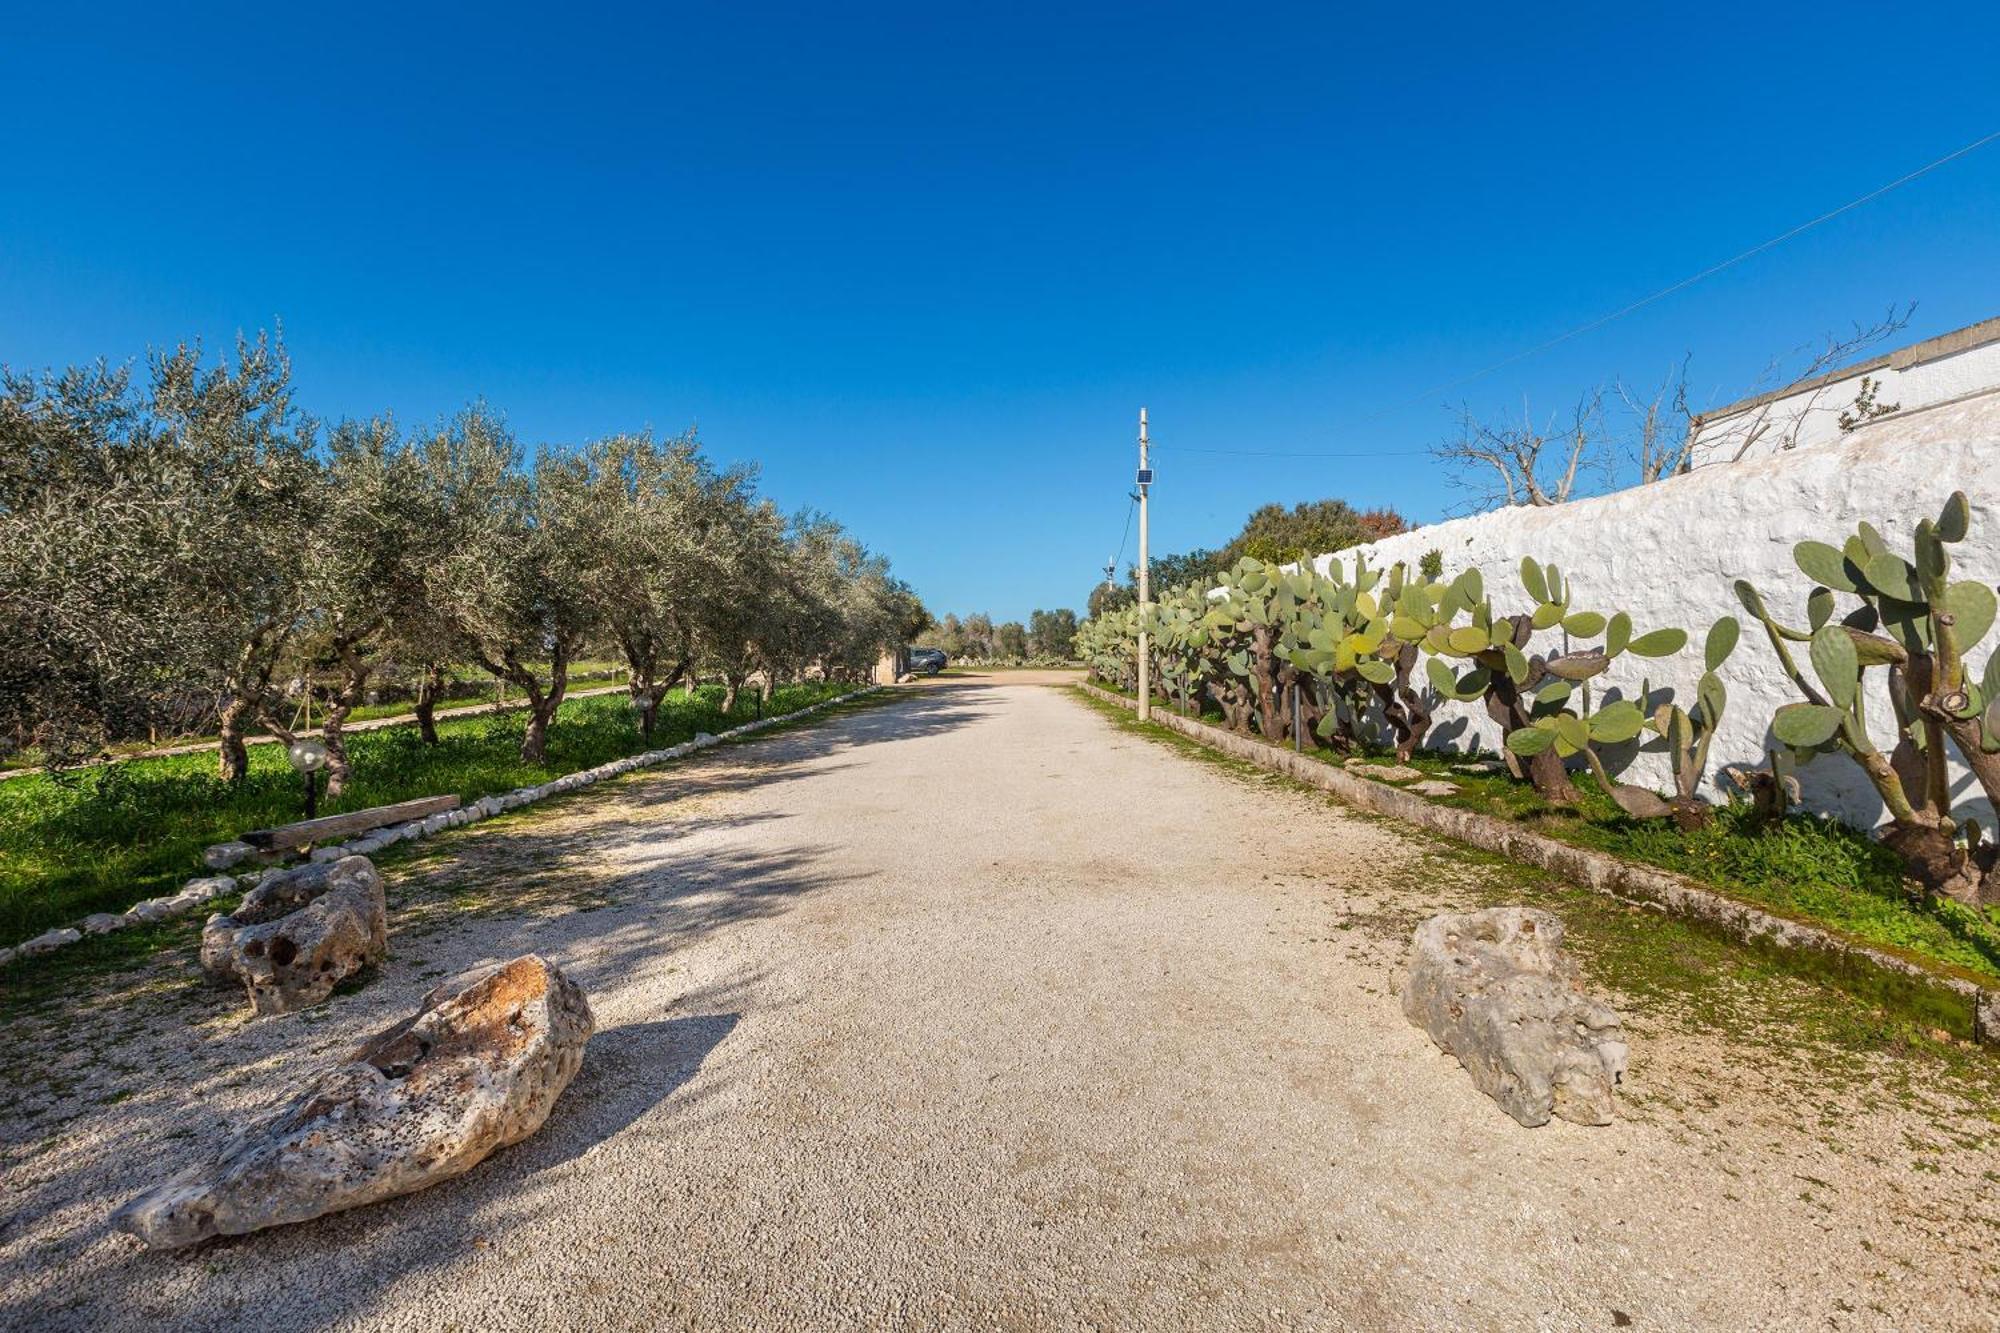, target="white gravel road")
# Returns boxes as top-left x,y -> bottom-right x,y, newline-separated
1,679 -> 1995,1331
